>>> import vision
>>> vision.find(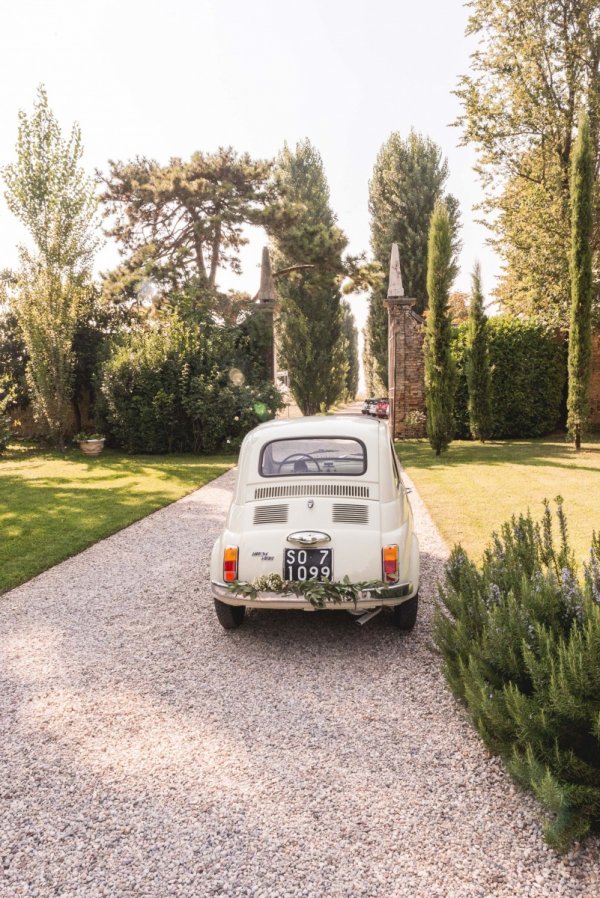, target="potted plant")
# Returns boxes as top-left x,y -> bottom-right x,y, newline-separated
74,432 -> 106,457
